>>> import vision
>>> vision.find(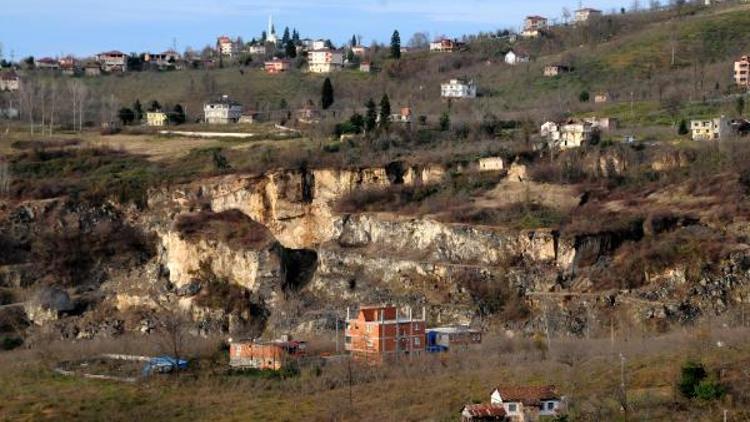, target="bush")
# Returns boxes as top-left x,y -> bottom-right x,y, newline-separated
1,336 -> 23,351
694,378 -> 725,401
678,360 -> 707,399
